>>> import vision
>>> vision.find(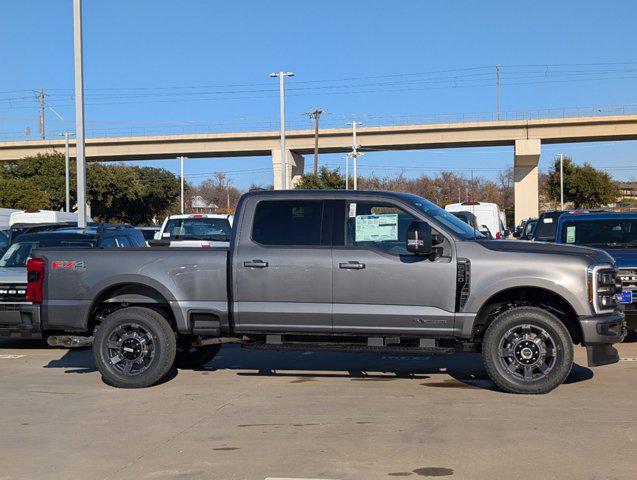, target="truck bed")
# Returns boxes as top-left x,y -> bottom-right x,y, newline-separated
33,247 -> 229,334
